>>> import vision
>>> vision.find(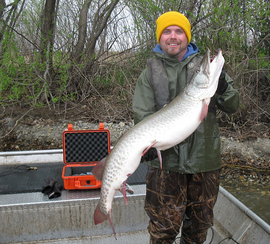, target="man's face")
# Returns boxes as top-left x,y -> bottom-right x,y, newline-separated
159,25 -> 188,61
